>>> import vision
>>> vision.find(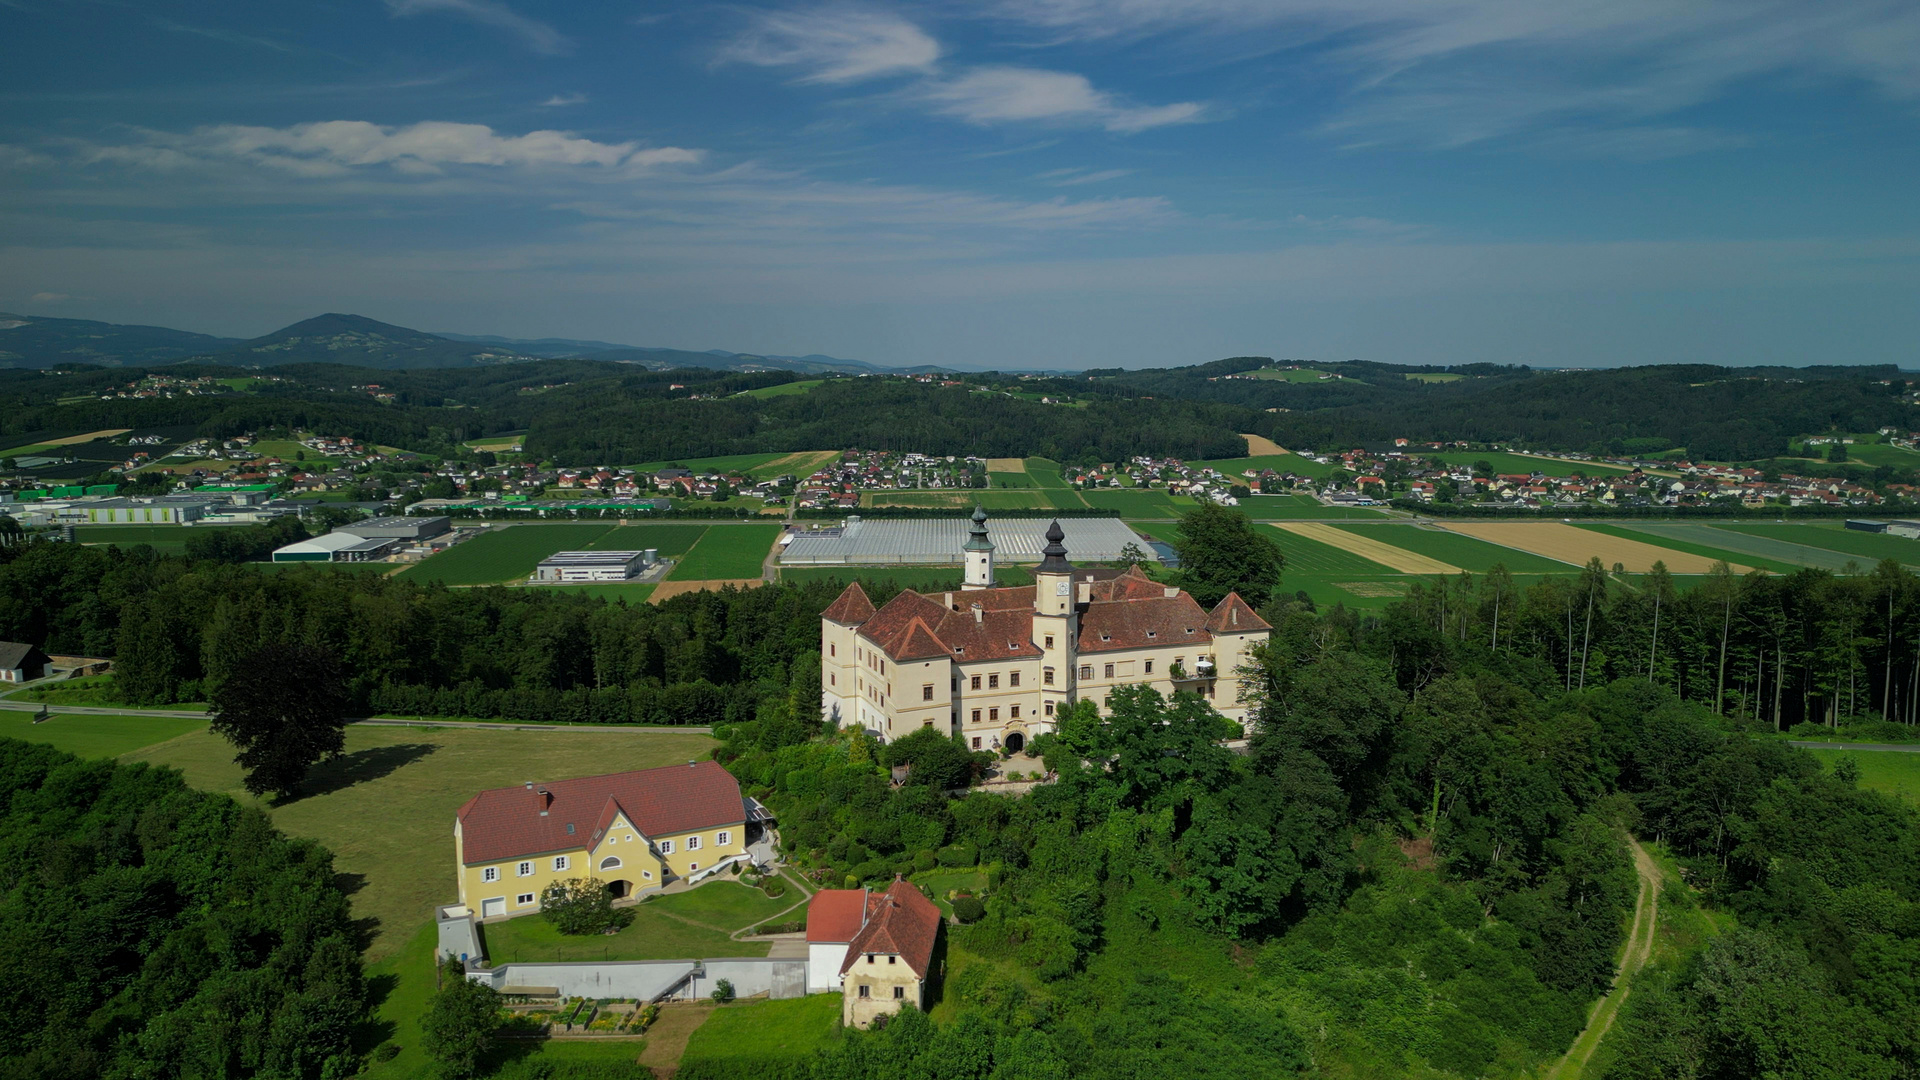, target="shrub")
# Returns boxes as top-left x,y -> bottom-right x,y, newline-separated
937,843 -> 978,868
952,896 -> 986,924
712,978 -> 736,1004
540,877 -> 635,935
762,878 -> 788,899
374,1043 -> 401,1063
913,850 -> 938,873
